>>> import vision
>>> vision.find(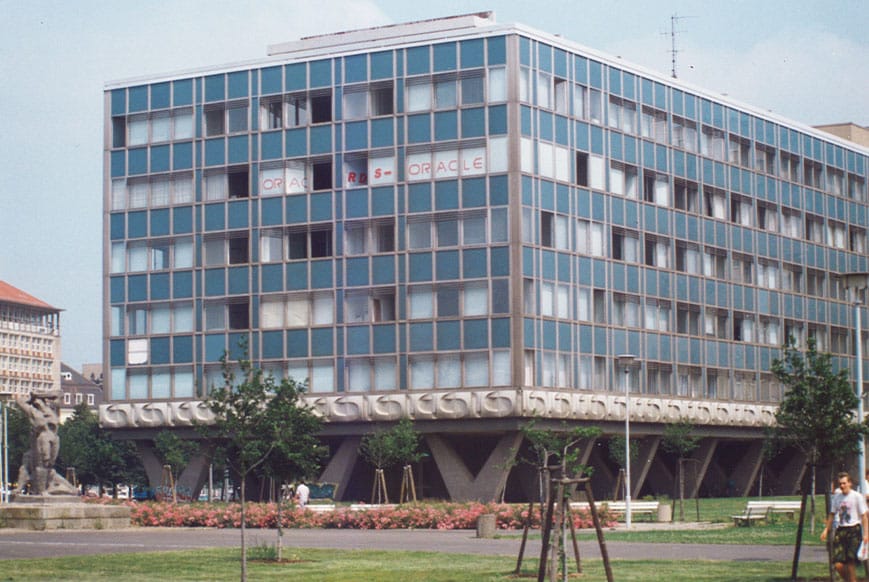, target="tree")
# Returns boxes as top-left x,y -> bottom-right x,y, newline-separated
389,419 -> 424,503
359,427 -> 396,503
521,420 -> 600,504
4,405 -> 30,491
661,420 -> 700,521
358,419 -> 424,504
153,430 -> 199,503
57,403 -> 144,497
201,345 -> 323,581
770,338 -> 866,581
